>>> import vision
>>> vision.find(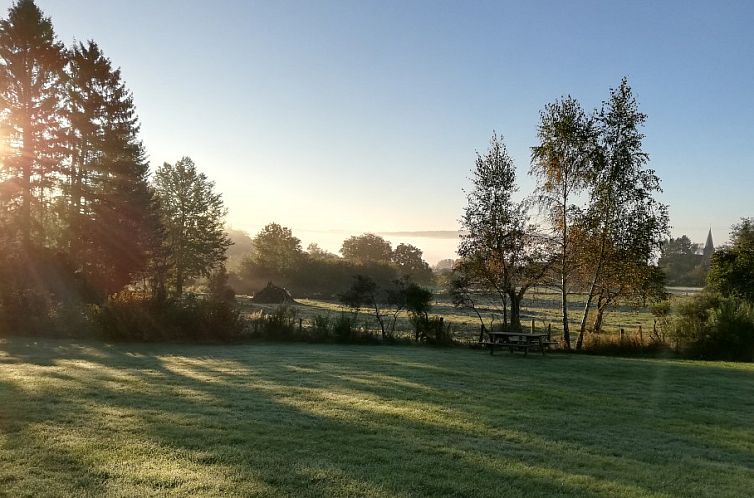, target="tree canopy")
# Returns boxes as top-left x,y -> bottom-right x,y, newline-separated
340,233 -> 393,264
153,157 -> 231,296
